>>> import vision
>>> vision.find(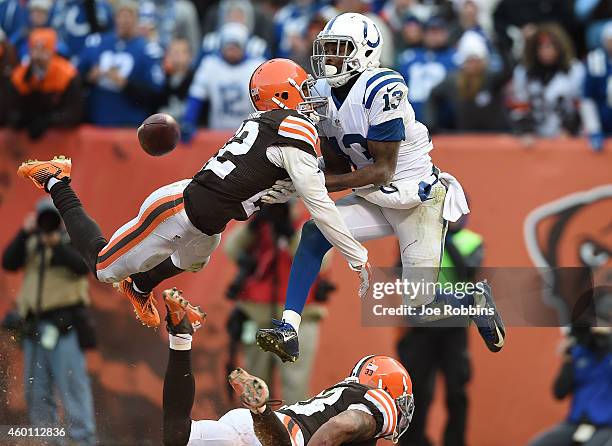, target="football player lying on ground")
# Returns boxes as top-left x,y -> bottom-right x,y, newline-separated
17,58 -> 370,329
161,288 -> 414,446
256,13 -> 505,362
